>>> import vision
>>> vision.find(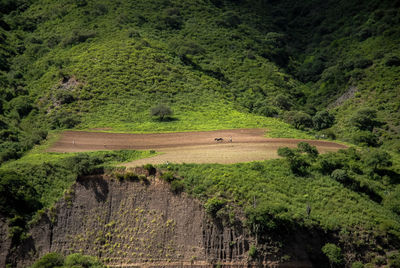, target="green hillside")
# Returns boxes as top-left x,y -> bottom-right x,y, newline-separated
1,0 -> 400,266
